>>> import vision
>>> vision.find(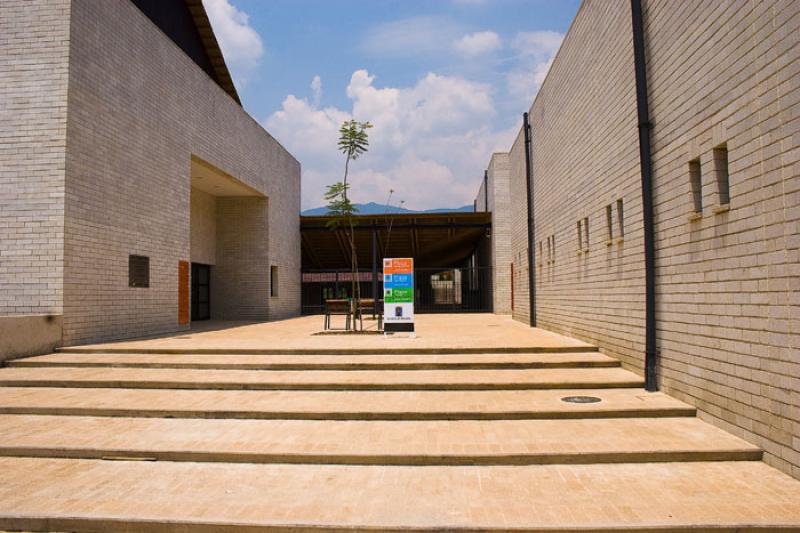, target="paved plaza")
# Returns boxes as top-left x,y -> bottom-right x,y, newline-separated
0,315 -> 798,530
